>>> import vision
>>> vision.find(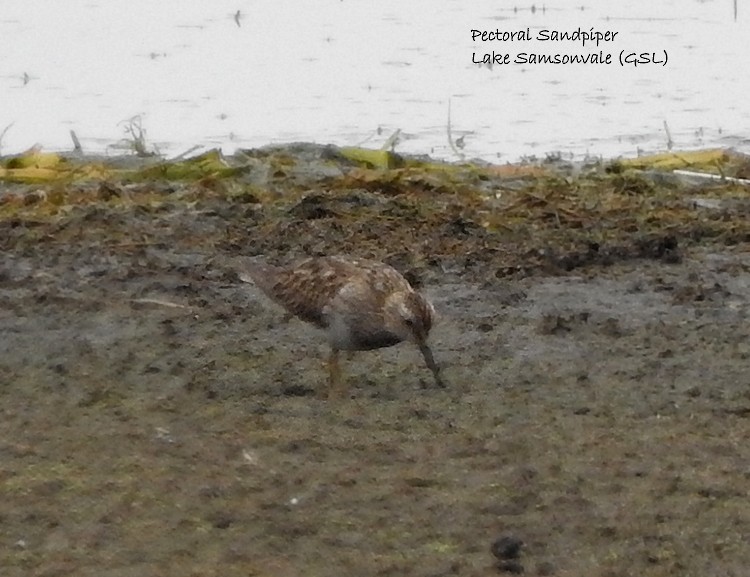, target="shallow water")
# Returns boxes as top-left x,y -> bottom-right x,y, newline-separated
1,0 -> 748,160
